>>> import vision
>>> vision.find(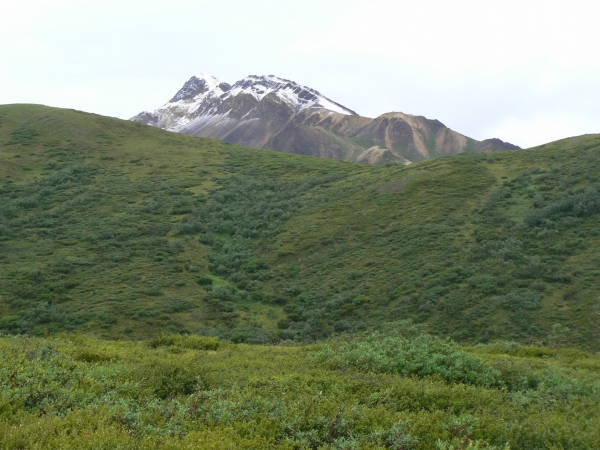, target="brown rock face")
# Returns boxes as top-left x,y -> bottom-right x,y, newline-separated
355,146 -> 412,165
131,74 -> 520,164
